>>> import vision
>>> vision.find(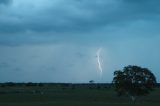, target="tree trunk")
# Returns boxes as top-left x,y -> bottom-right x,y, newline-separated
130,96 -> 136,104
